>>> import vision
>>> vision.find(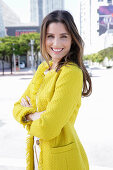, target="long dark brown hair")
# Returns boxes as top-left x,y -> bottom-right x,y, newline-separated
40,10 -> 92,97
